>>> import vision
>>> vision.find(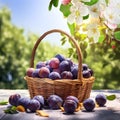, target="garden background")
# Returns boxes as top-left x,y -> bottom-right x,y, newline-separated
0,0 -> 120,89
